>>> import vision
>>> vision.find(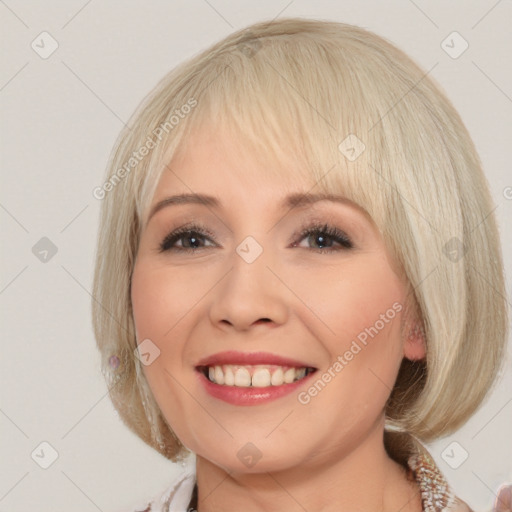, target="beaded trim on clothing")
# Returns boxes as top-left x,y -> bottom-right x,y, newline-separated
408,452 -> 456,512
